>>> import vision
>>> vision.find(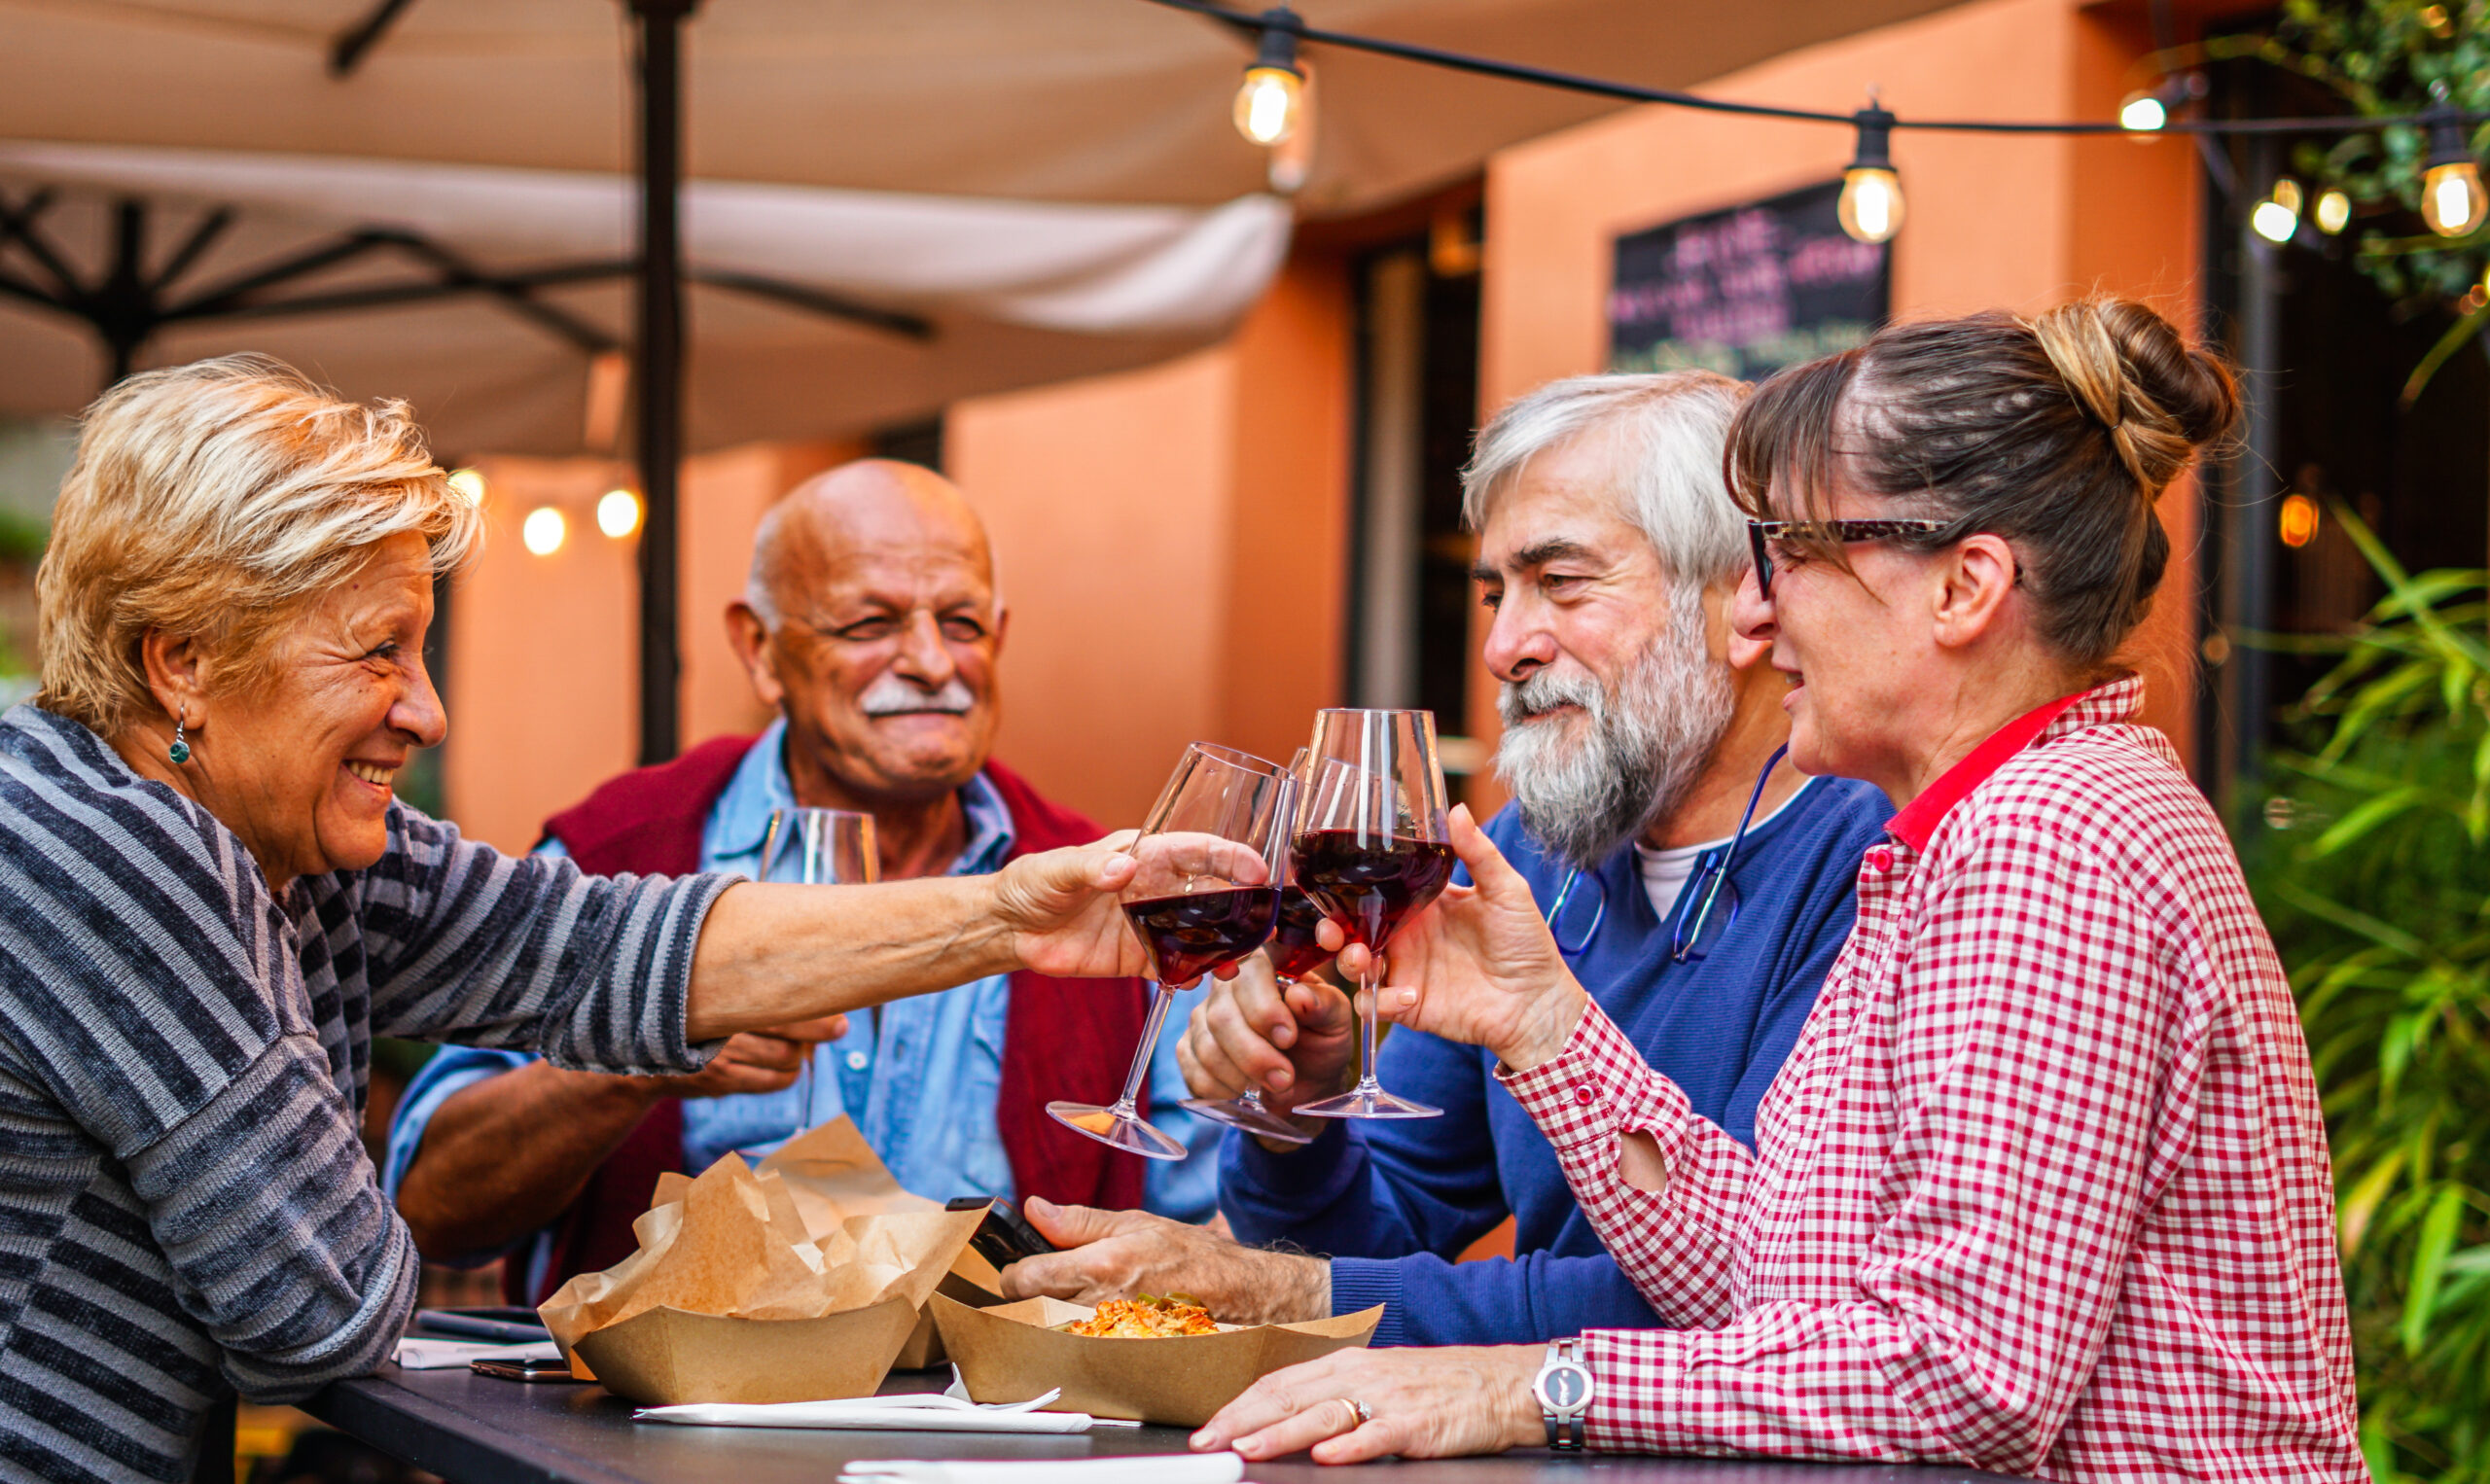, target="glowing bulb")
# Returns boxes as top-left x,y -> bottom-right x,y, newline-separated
1233,65 -> 1303,146
2278,492 -> 2320,548
2252,178 -> 2301,244
2421,160 -> 2486,237
521,506 -> 566,557
2315,189 -> 2351,235
596,488 -> 642,540
2118,90 -> 2167,134
1837,103 -> 1903,246
1838,168 -> 1903,245
446,468 -> 485,506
